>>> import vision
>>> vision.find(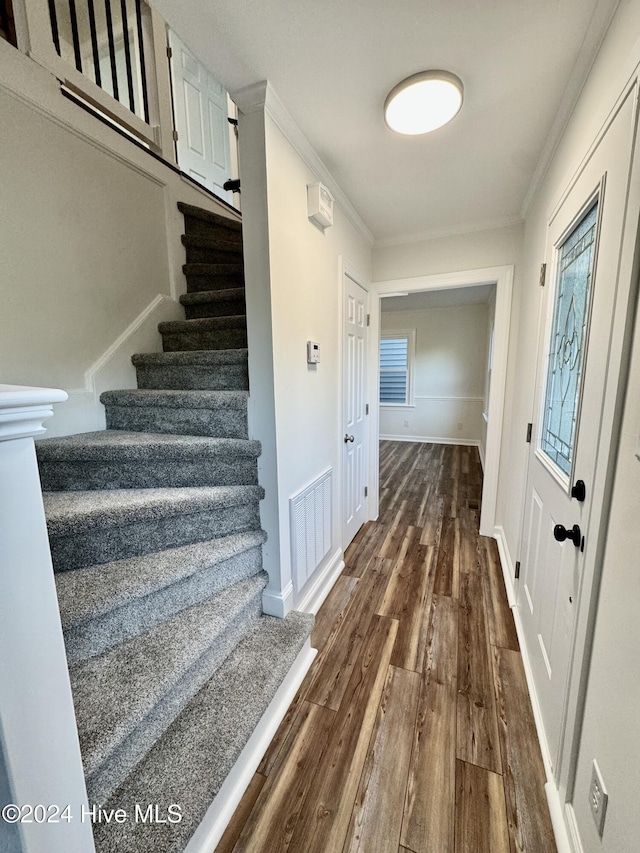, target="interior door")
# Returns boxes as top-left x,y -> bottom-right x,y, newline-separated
517,94 -> 635,772
168,29 -> 233,204
342,272 -> 368,548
